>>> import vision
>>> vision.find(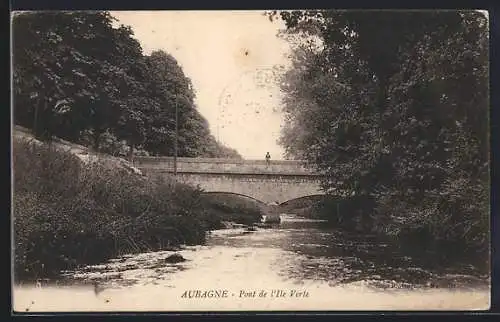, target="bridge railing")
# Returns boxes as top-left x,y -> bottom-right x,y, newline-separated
132,157 -> 320,176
